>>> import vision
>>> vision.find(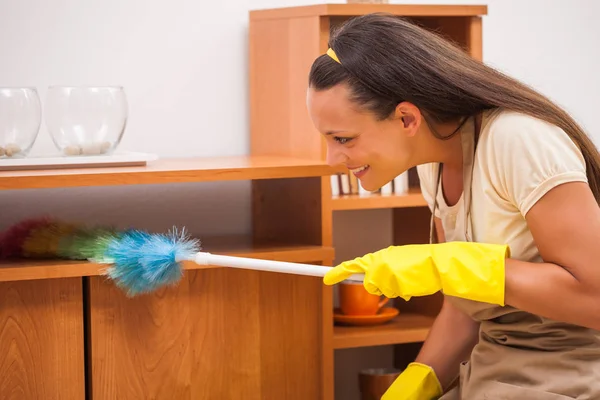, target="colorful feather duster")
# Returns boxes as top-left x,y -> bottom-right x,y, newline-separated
0,217 -> 119,261
0,217 -> 195,295
0,217 -> 363,297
